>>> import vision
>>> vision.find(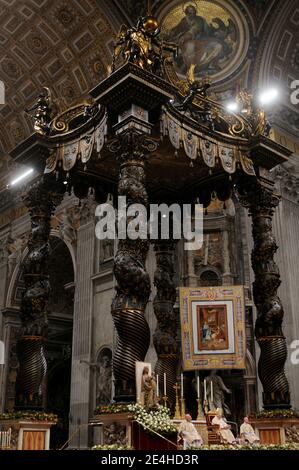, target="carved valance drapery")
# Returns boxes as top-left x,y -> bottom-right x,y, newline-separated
44,114 -> 107,174
161,109 -> 256,175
